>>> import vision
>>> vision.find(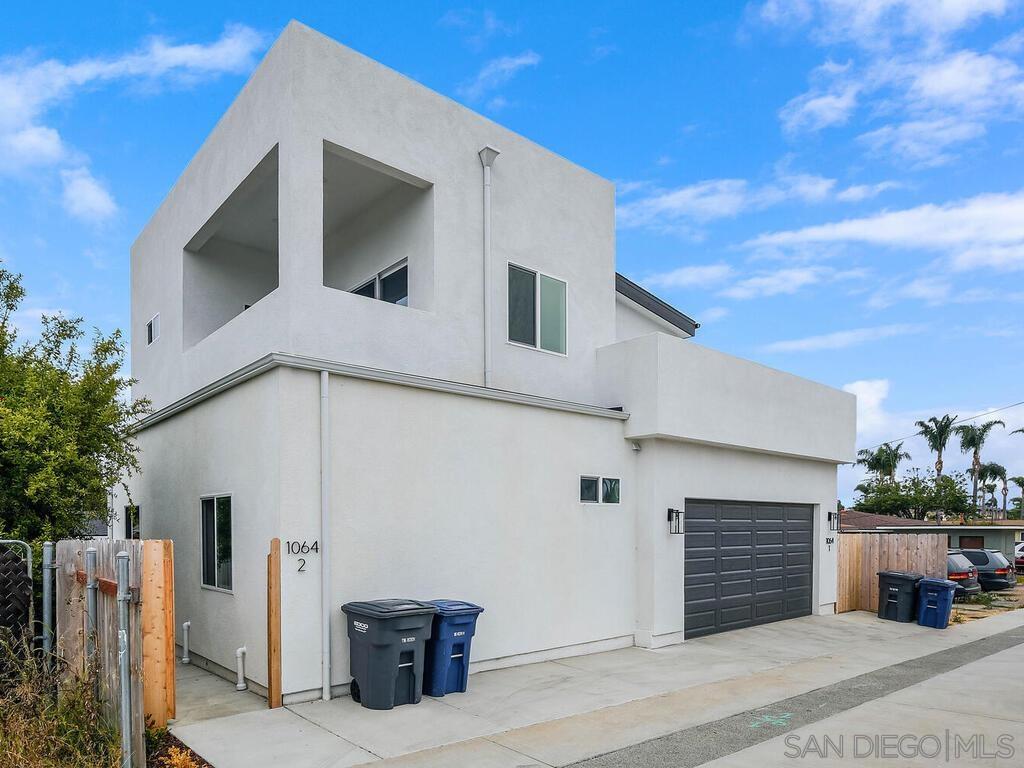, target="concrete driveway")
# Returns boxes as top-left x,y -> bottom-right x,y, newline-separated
171,609 -> 1024,767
